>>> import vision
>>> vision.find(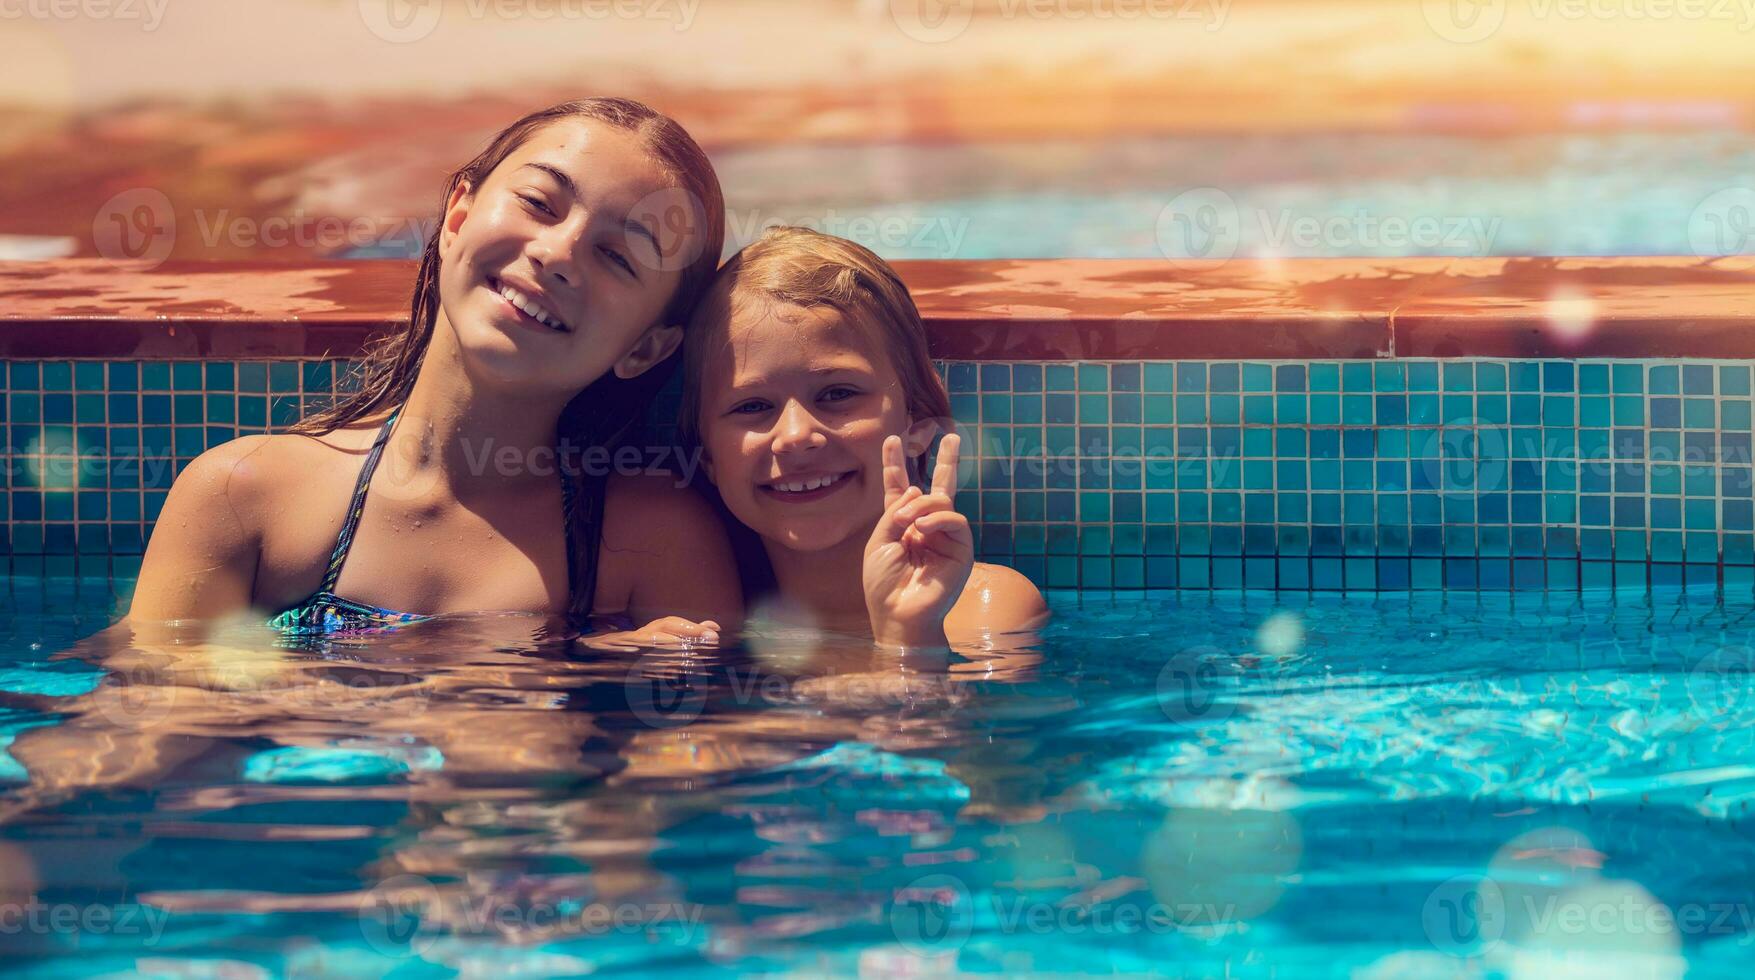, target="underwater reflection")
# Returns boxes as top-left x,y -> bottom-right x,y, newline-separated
1,611 -> 1049,958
